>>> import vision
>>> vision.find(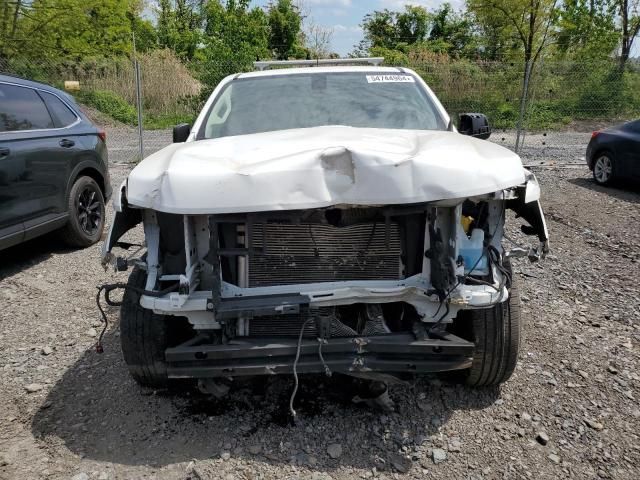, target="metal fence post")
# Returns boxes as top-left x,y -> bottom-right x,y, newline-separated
134,60 -> 144,161
515,59 -> 533,153
133,33 -> 144,162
